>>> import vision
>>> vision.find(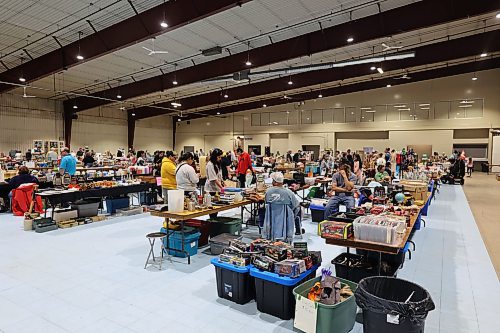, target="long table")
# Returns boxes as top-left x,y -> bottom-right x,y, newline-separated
37,183 -> 153,217
150,200 -> 252,264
